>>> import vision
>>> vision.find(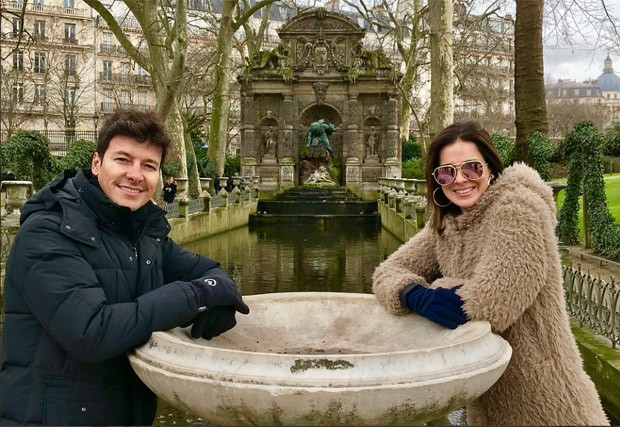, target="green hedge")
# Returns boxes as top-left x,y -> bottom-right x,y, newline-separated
556,121 -> 620,260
